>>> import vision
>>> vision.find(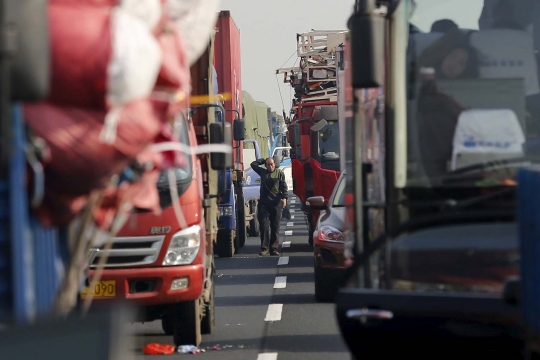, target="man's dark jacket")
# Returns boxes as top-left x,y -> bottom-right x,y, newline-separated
250,159 -> 288,205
